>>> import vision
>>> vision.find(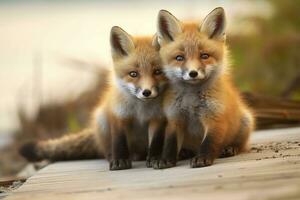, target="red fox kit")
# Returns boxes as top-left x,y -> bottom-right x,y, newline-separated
20,26 -> 168,170
153,7 -> 255,169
